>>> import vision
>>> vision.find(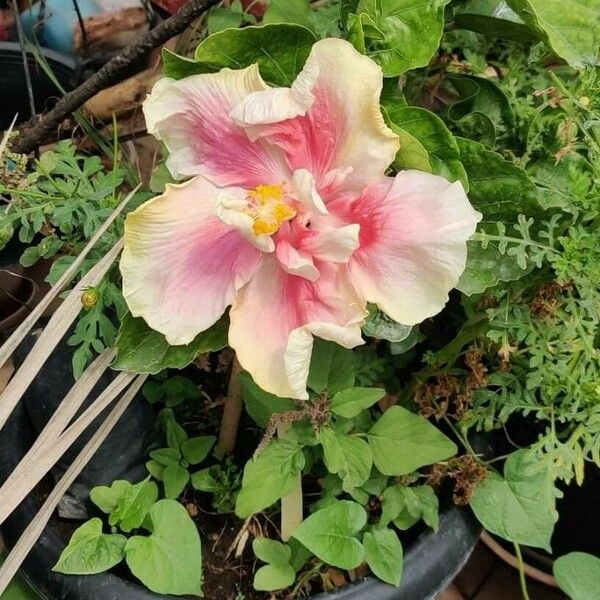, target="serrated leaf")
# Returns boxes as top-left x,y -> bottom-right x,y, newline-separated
235,439 -> 306,518
368,406 -> 457,475
53,518 -> 126,575
352,0 -> 450,76
363,528 -> 403,586
125,500 -> 202,596
113,314 -> 227,374
319,427 -> 373,491
292,501 -> 366,570
194,23 -> 318,86
331,387 -> 385,418
470,450 -> 558,551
